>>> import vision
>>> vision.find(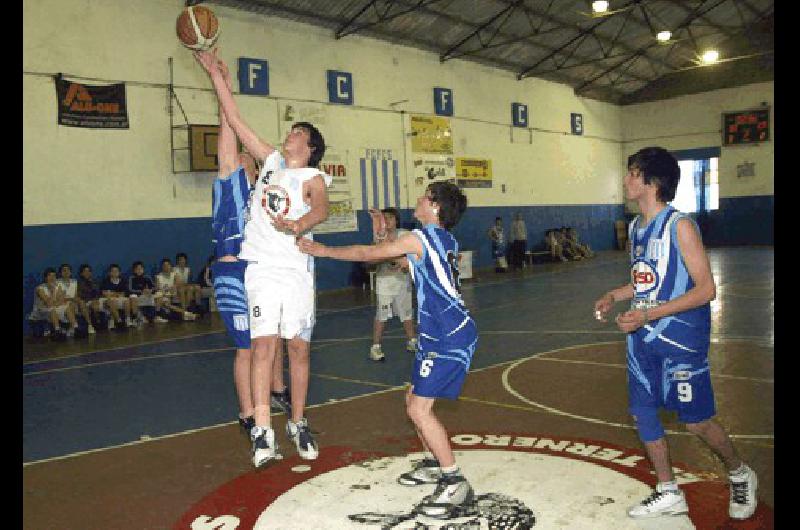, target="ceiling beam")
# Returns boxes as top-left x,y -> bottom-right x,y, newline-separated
439,0 -> 524,62
335,0 -> 446,39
